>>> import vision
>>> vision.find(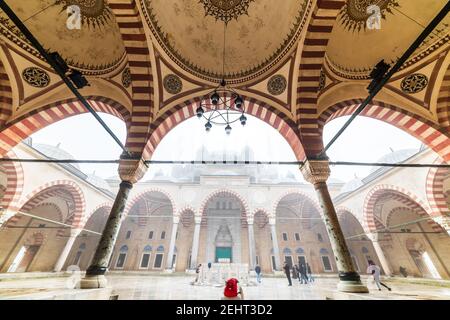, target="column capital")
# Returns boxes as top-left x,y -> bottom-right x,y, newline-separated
300,159 -> 330,184
118,154 -> 148,184
173,216 -> 180,224
269,217 -> 276,226
247,217 -> 254,225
